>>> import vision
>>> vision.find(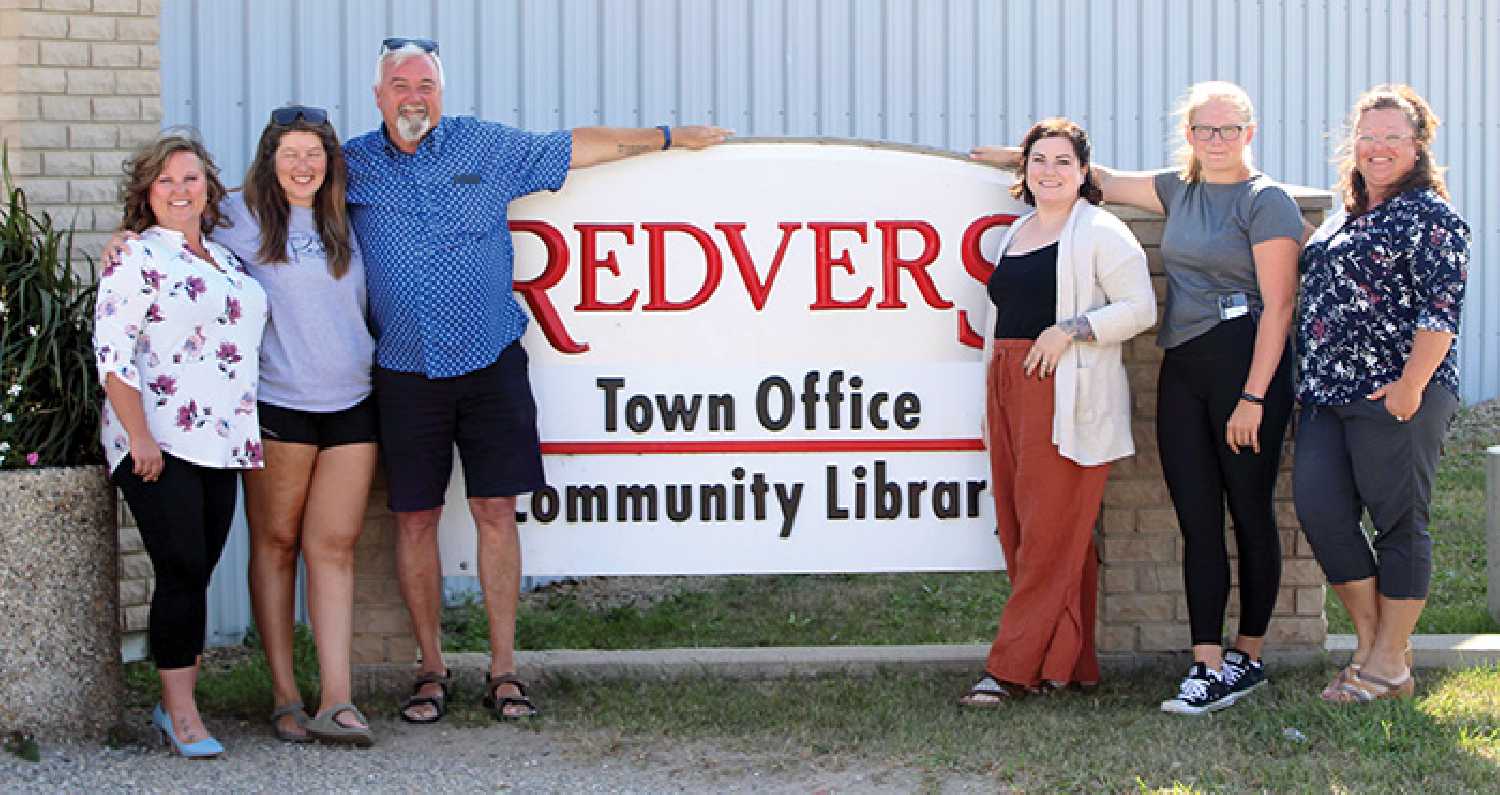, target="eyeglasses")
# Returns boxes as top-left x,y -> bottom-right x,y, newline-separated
1190,124 -> 1246,142
269,105 -> 328,126
380,37 -> 439,55
1355,133 -> 1415,147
